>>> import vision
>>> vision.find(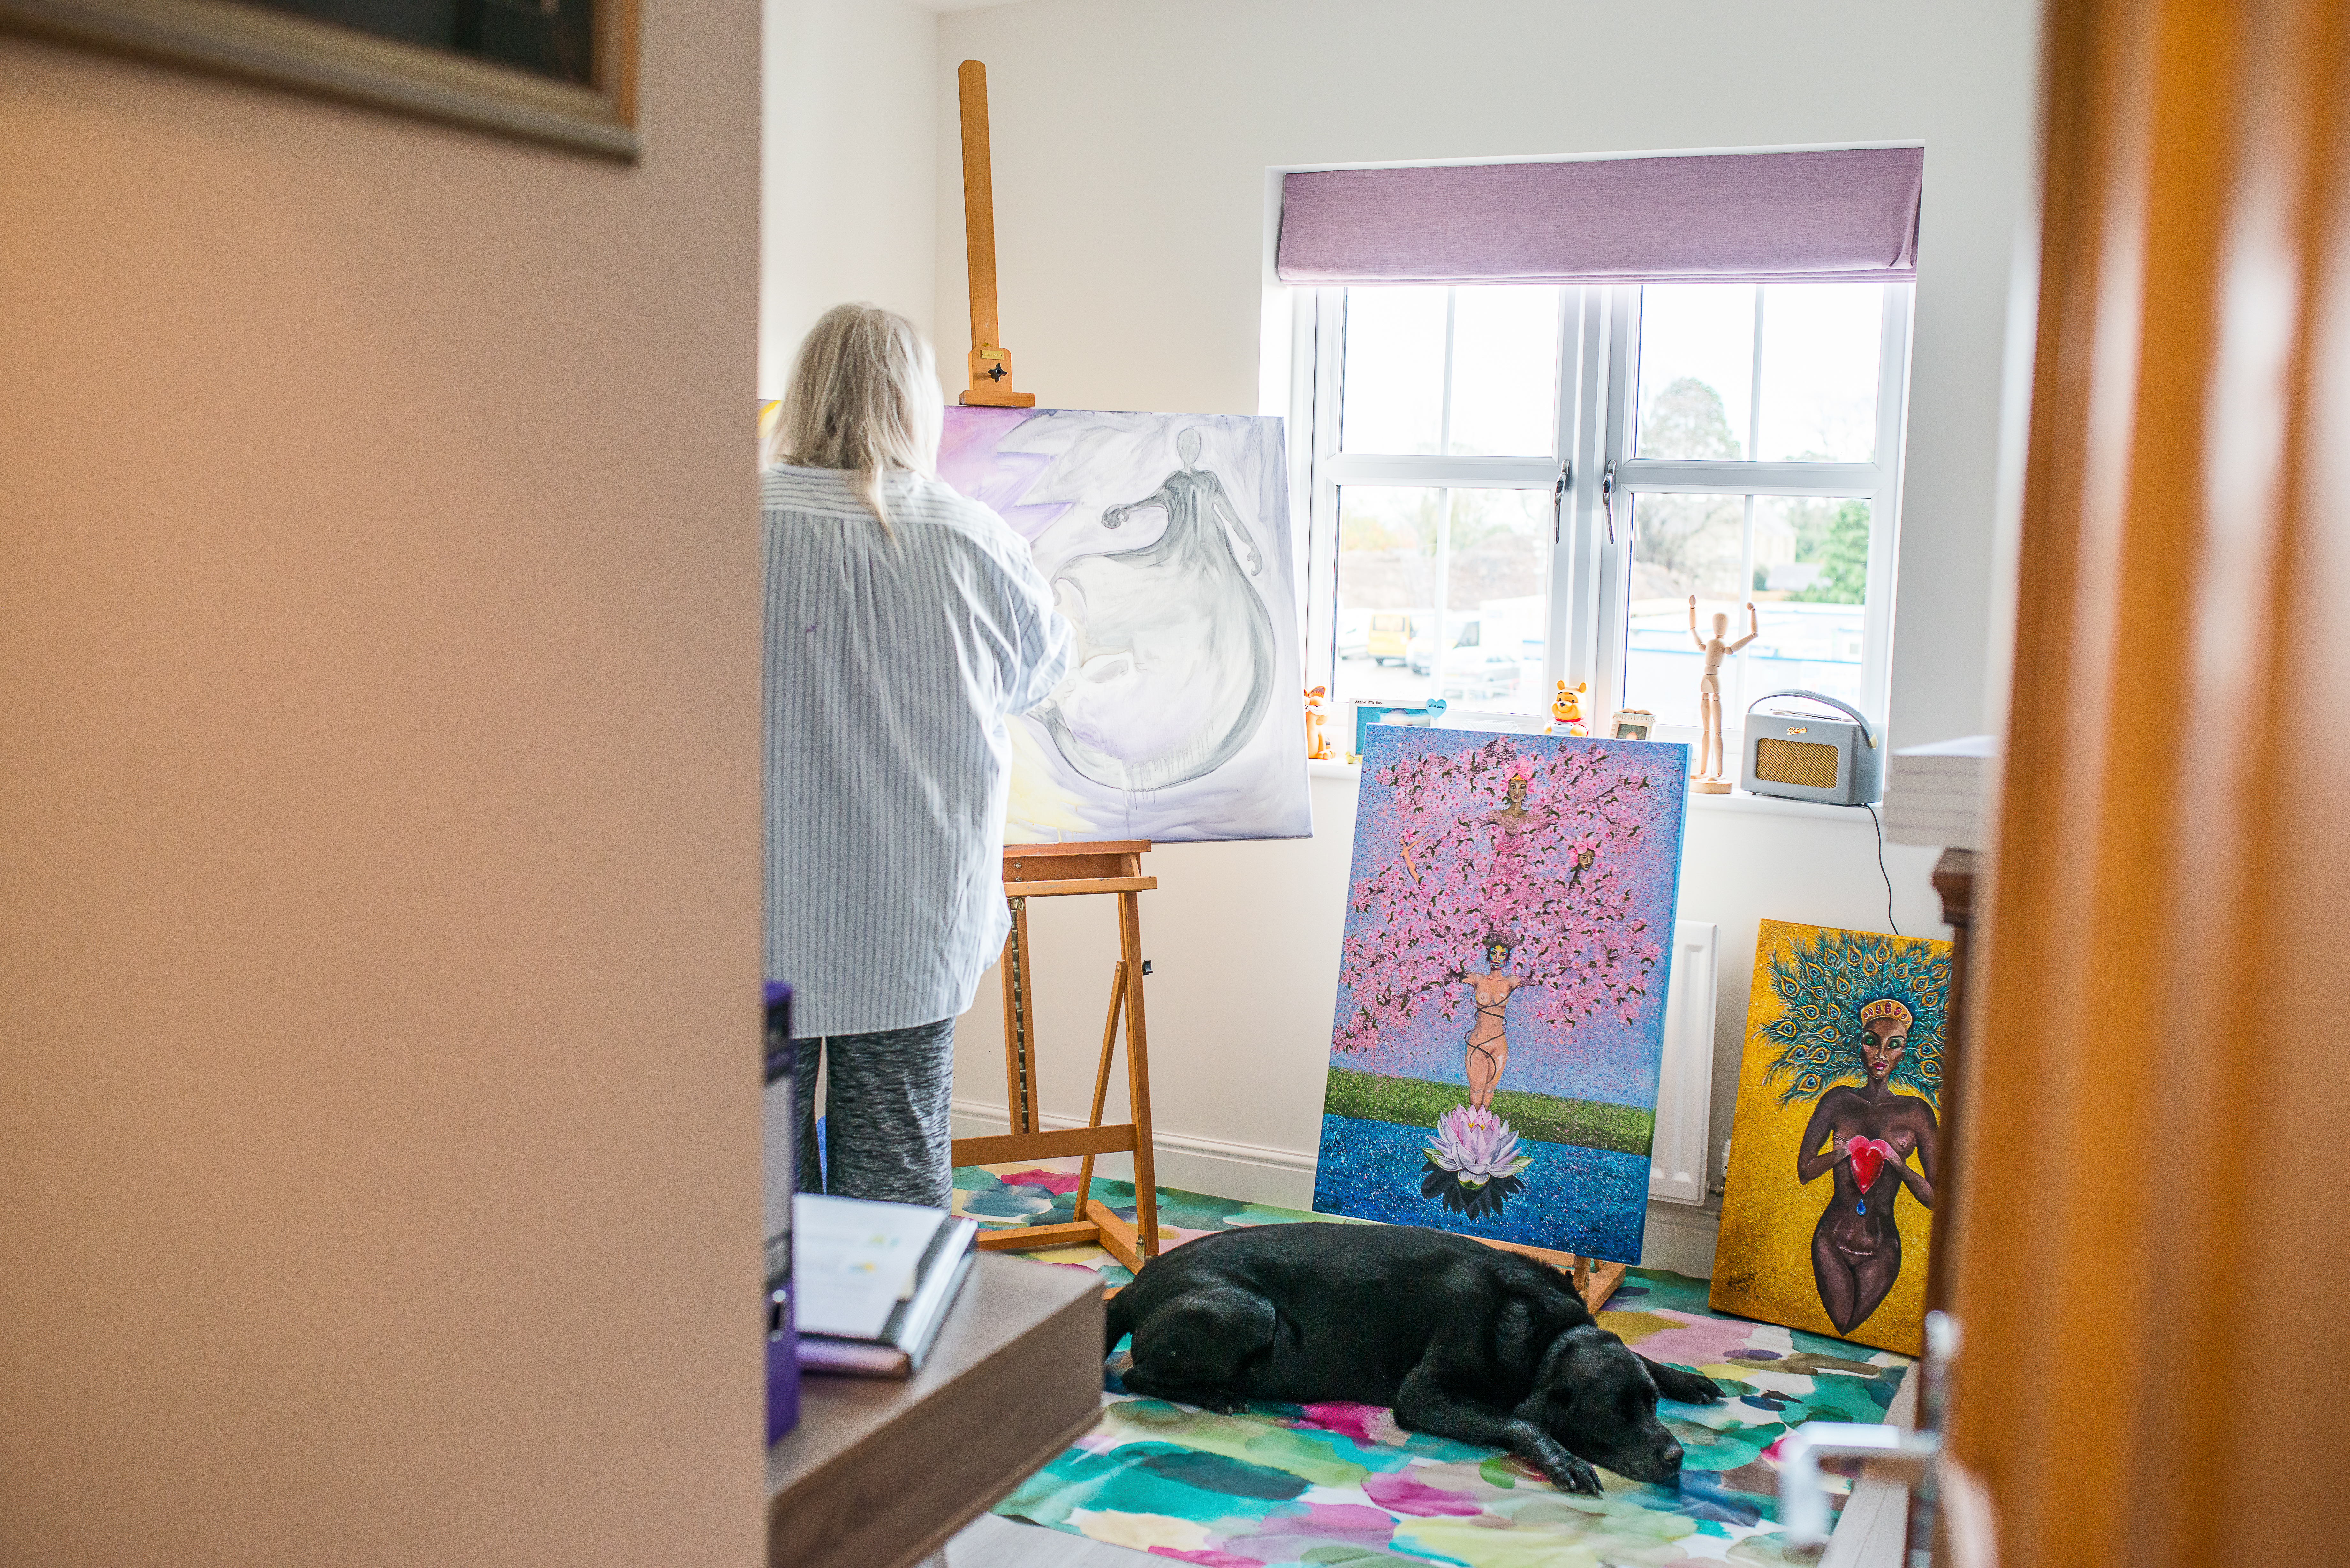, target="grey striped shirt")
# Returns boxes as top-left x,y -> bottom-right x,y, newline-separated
762,464 -> 1072,1037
